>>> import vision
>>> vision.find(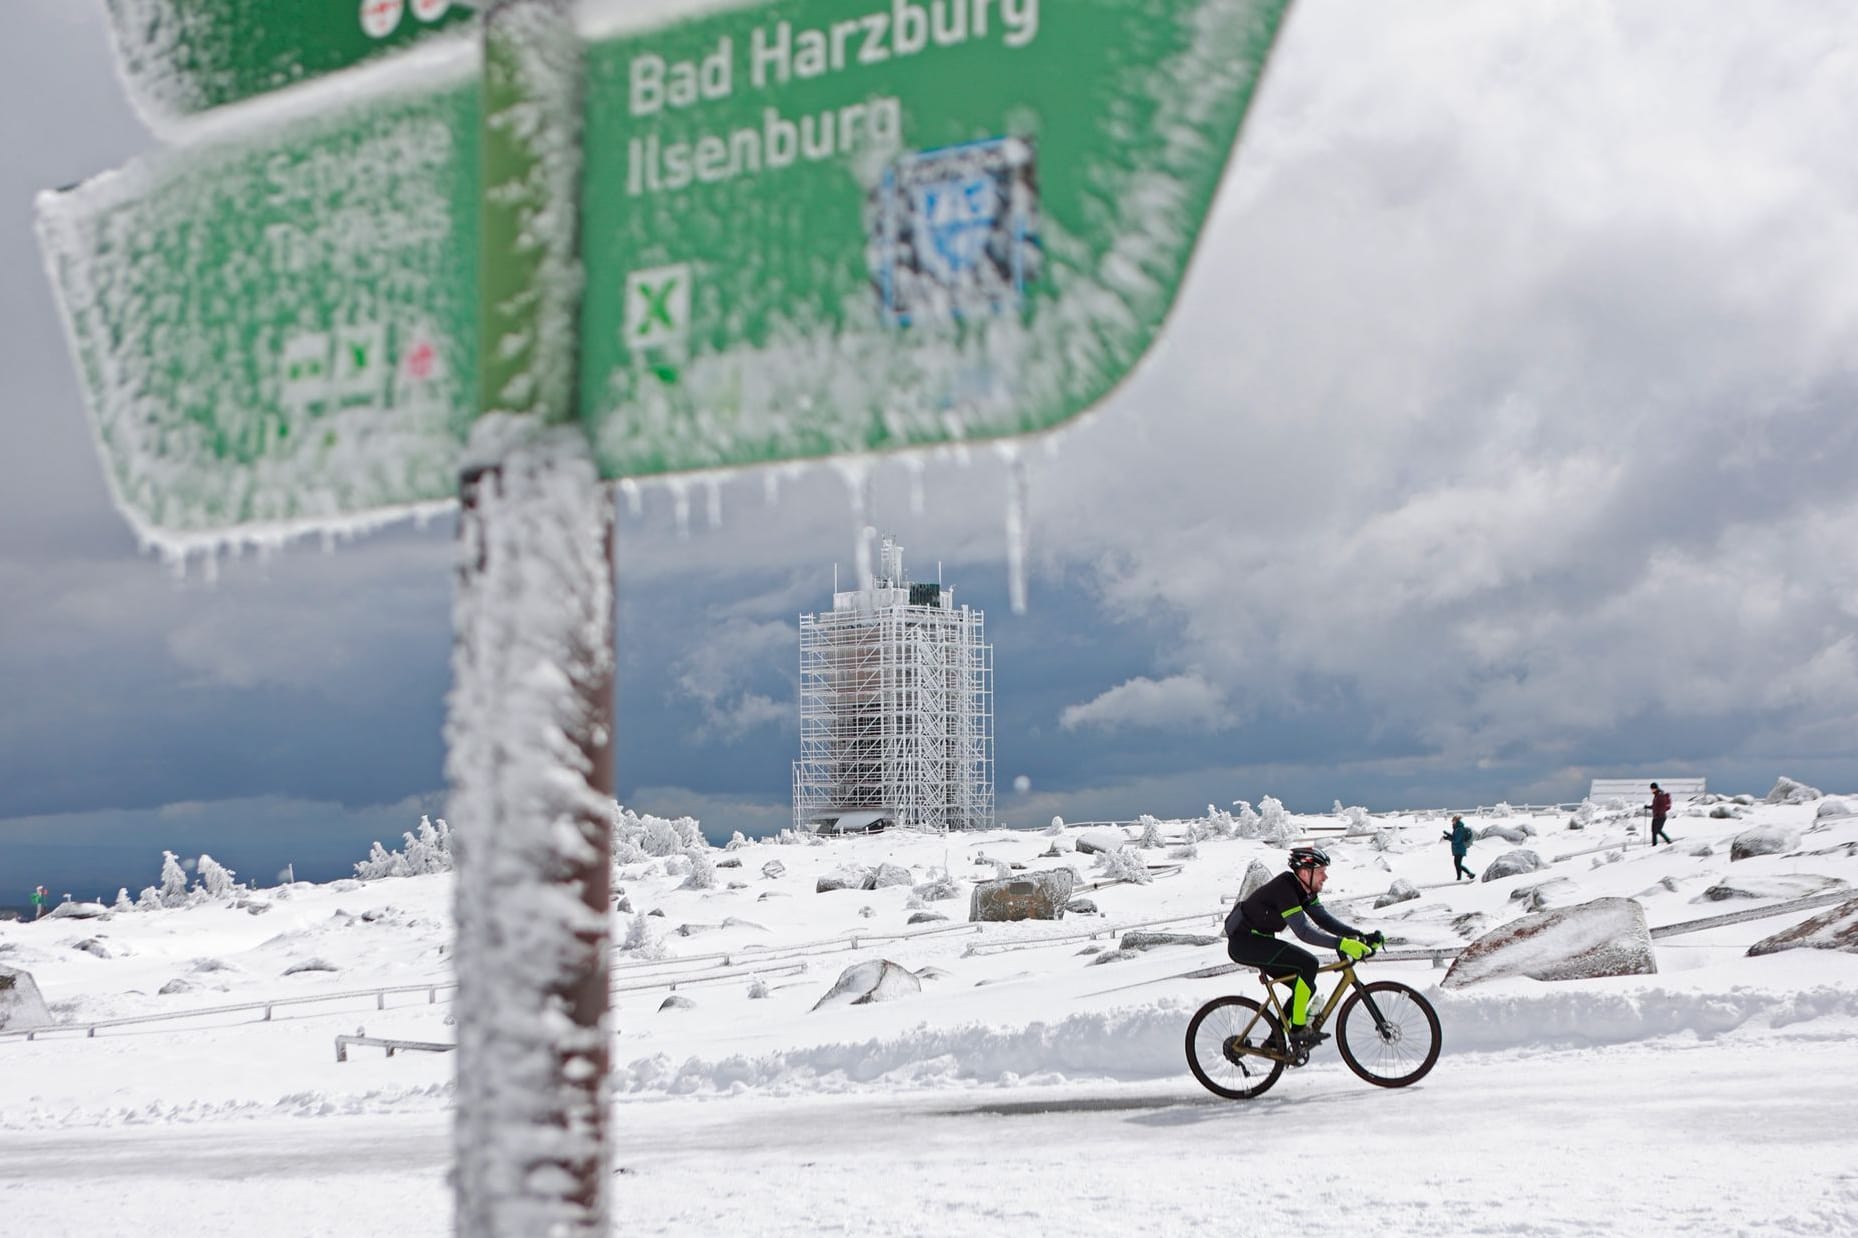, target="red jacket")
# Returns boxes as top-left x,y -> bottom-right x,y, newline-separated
1651,790 -> 1672,816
